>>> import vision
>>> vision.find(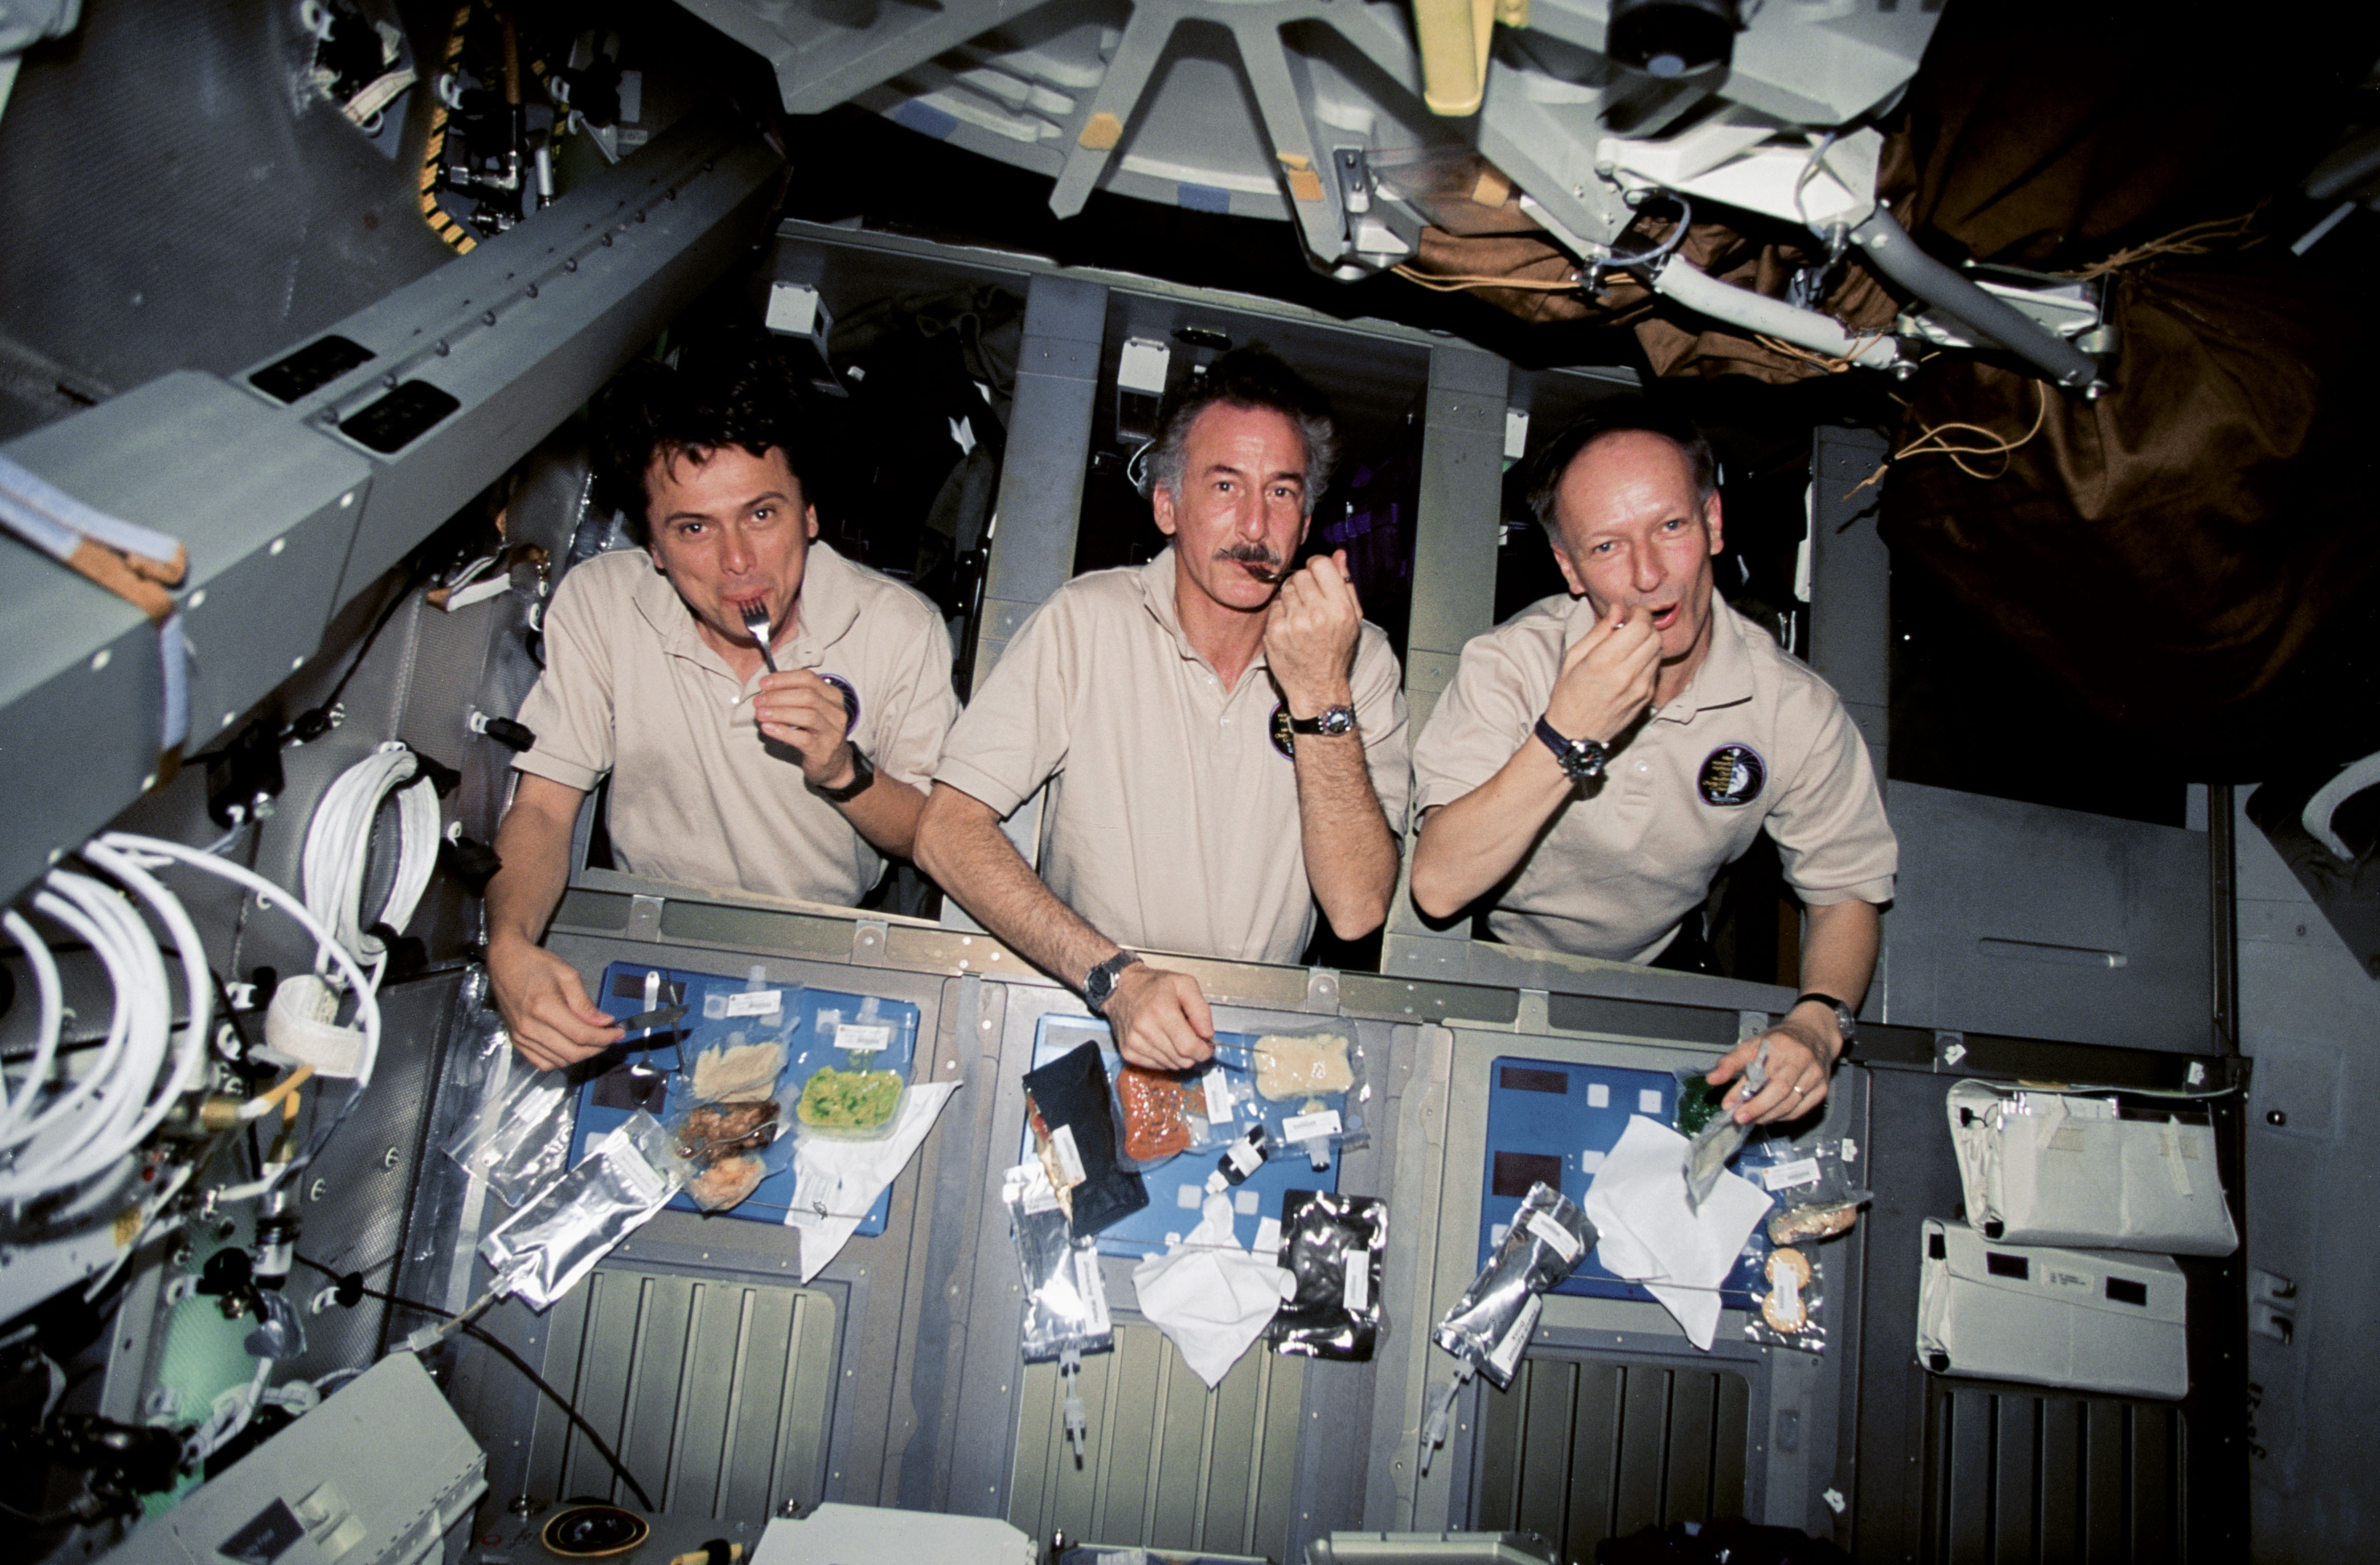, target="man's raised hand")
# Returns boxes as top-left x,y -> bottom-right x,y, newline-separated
1100,961 -> 1217,1072
1261,550 -> 1362,716
756,669 -> 859,789
1547,602 -> 1660,745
